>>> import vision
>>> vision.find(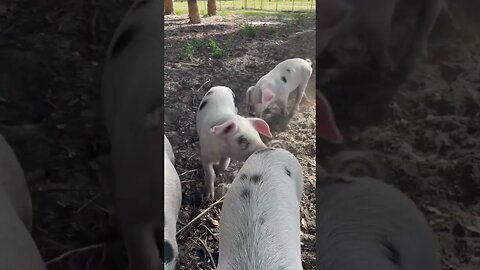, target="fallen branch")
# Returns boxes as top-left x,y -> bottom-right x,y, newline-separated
46,243 -> 105,265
